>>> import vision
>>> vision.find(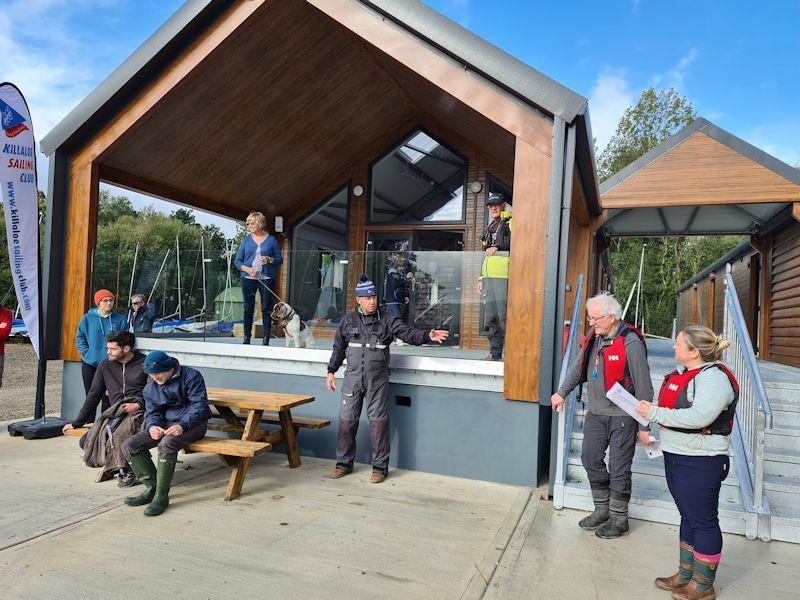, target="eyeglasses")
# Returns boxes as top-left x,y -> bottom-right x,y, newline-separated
587,314 -> 609,324
132,301 -> 142,306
